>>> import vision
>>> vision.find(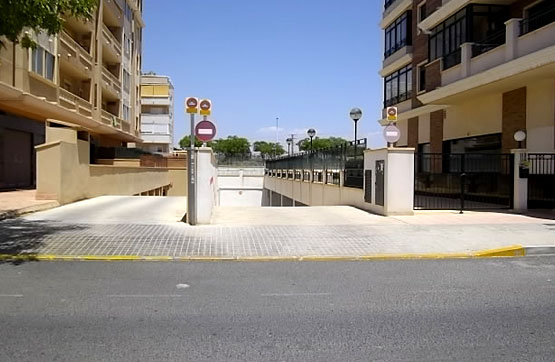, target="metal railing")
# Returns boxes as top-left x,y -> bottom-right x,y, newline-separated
526,153 -> 555,209
265,139 -> 366,189
520,5 -> 555,36
443,49 -> 462,70
472,29 -> 506,58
